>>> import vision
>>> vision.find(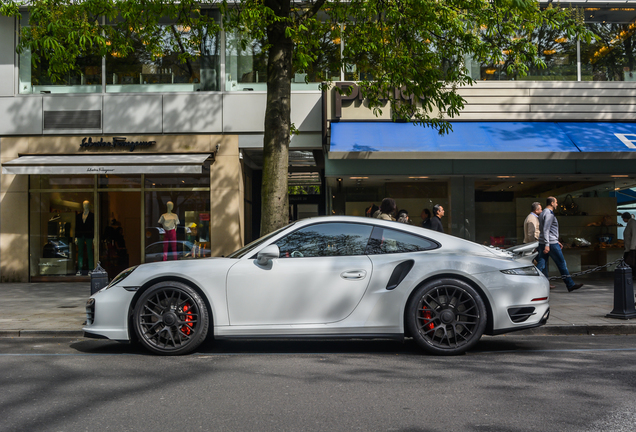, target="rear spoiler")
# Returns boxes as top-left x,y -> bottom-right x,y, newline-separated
506,241 -> 538,264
